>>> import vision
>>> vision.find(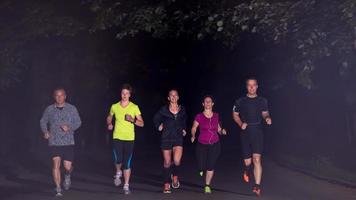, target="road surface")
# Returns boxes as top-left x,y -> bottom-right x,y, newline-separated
1,145 -> 355,200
